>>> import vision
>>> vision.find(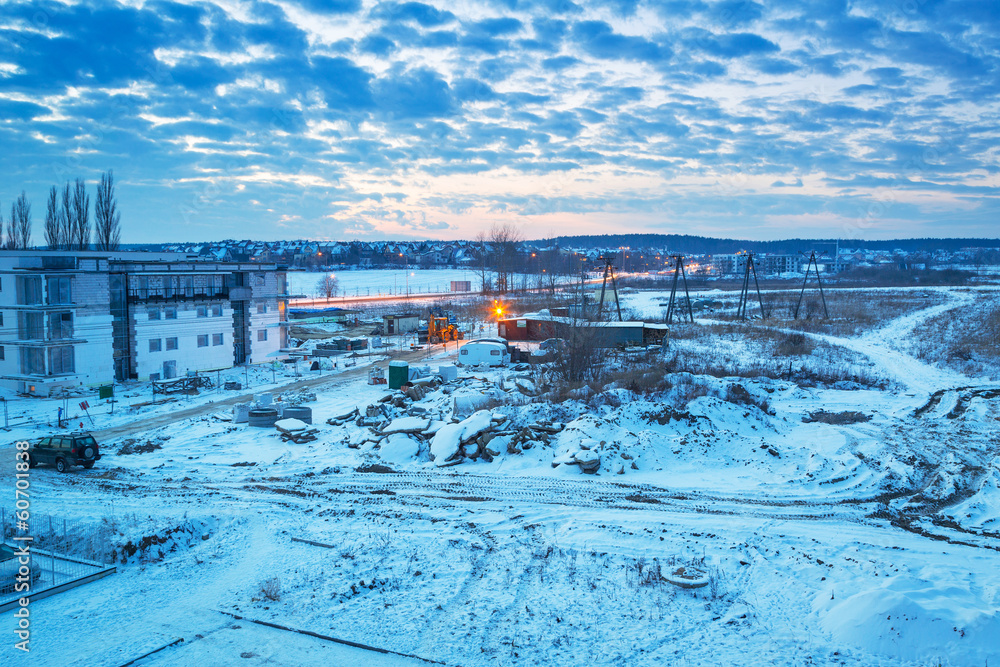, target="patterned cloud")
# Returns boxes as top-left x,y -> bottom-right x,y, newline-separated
0,0 -> 997,241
